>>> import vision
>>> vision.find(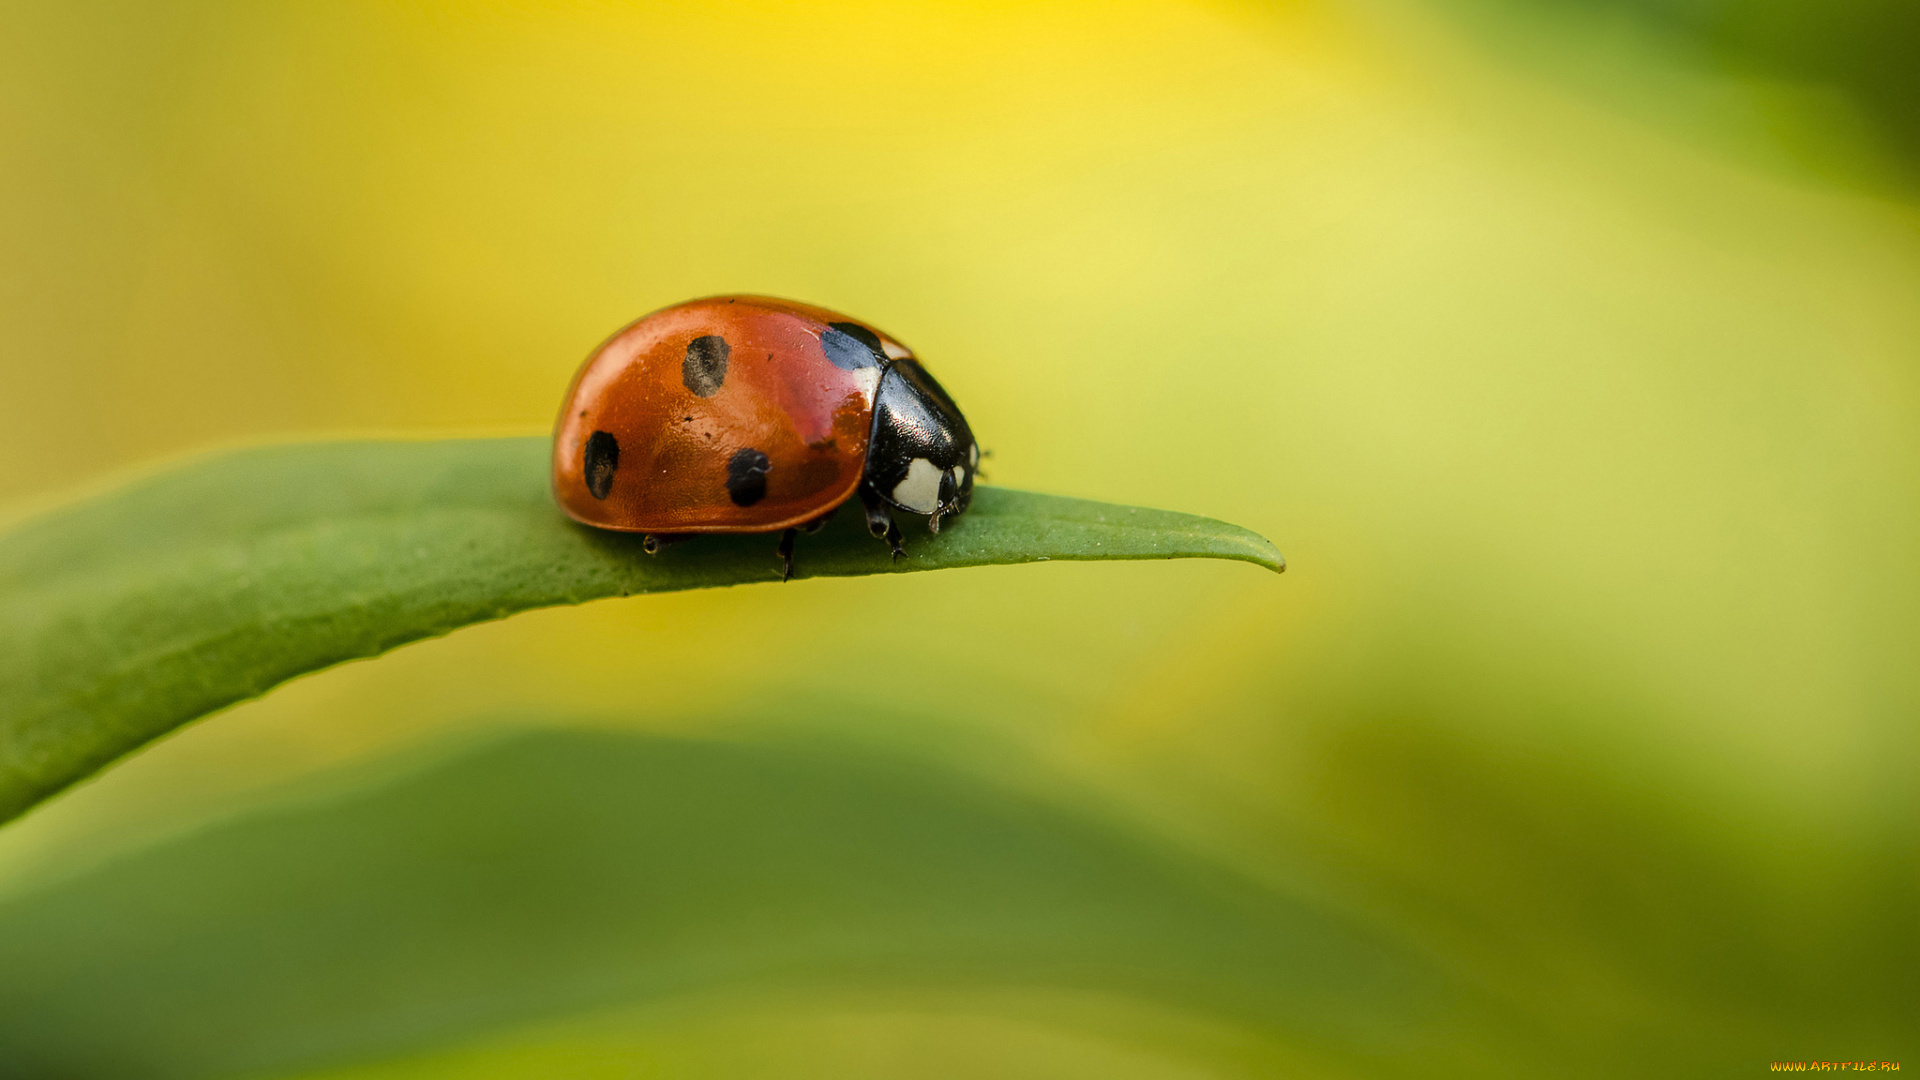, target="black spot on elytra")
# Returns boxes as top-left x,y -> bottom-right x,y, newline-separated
584,431 -> 619,500
683,335 -> 730,397
725,447 -> 771,507
821,322 -> 885,371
